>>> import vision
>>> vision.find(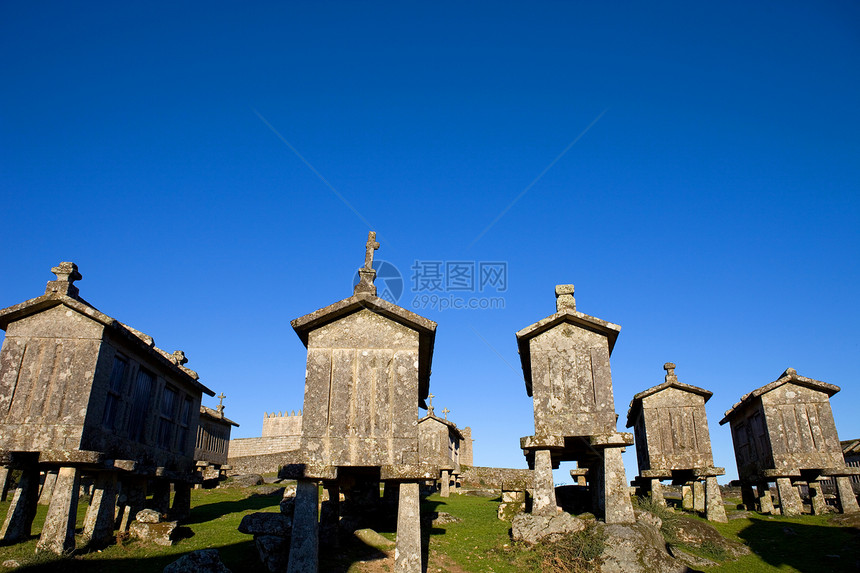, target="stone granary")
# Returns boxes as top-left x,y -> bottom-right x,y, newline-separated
418,396 -> 464,497
626,363 -> 727,522
0,262 -> 214,554
284,232 -> 437,573
516,284 -> 635,524
194,393 -> 239,484
720,368 -> 860,516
